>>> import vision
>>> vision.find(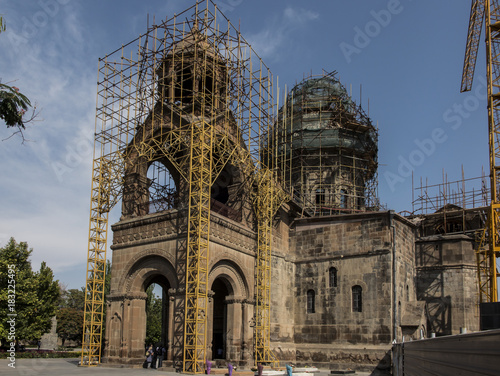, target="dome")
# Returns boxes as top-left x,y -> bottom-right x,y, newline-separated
270,72 -> 380,216
285,75 -> 356,115
276,74 -> 376,154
